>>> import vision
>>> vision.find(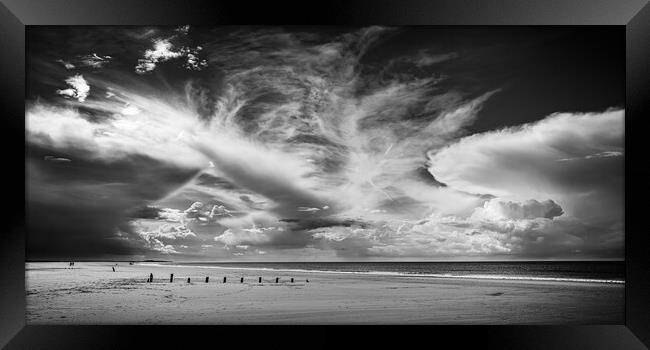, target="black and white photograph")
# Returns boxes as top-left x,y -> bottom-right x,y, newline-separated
25,25 -> 625,324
